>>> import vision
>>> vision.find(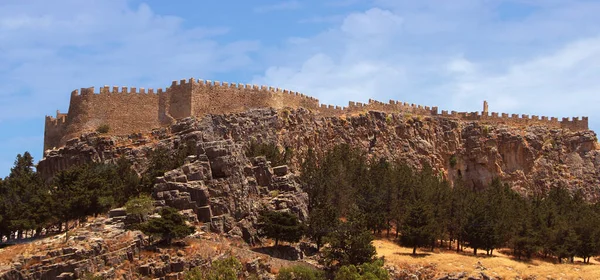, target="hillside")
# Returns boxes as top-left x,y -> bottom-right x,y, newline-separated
40,107 -> 600,199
